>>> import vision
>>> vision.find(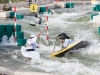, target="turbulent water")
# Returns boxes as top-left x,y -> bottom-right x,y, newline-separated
0,4 -> 100,75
